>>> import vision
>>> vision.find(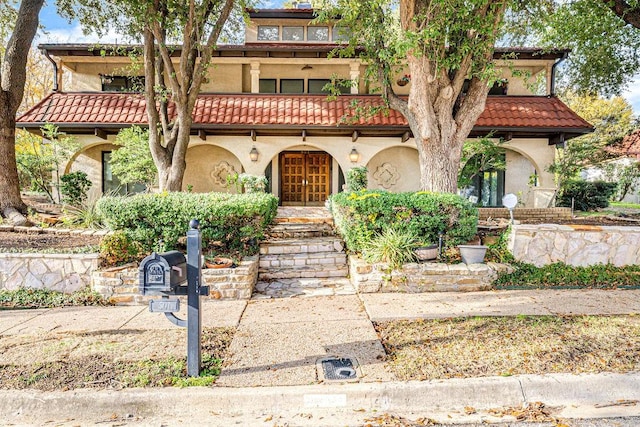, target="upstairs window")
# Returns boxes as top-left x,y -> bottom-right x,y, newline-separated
282,26 -> 304,41
257,25 -> 279,41
307,26 -> 329,41
101,75 -> 144,92
332,26 -> 350,41
280,79 -> 304,94
259,79 -> 277,93
308,79 -> 350,94
462,79 -> 508,95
